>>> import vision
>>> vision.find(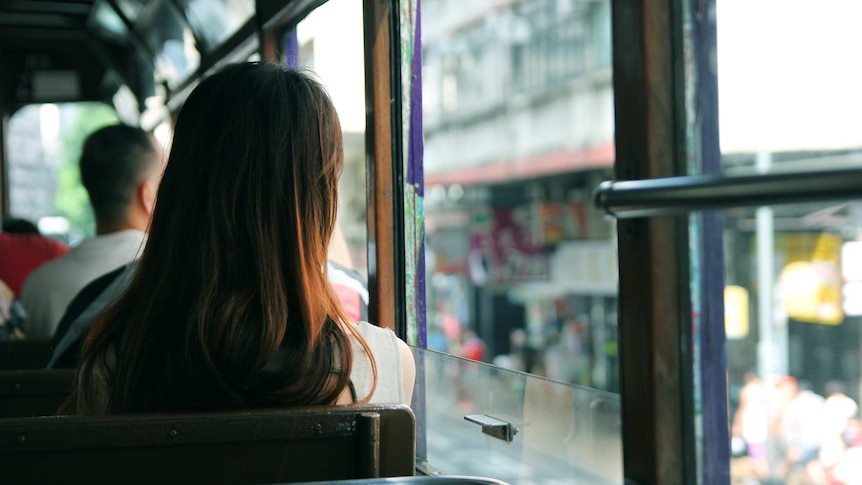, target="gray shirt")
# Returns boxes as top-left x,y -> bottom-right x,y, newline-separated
21,230 -> 146,338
